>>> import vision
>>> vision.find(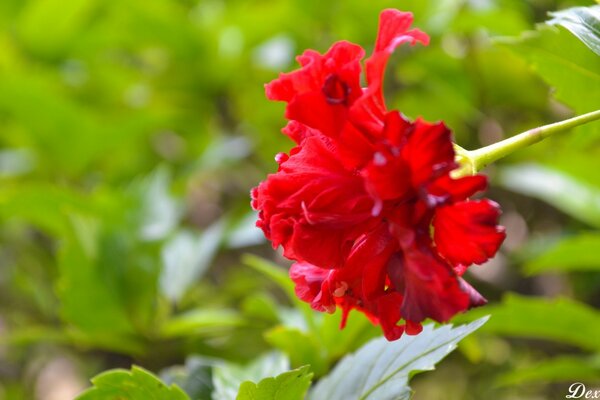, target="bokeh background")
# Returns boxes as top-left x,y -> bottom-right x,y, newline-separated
0,0 -> 599,399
